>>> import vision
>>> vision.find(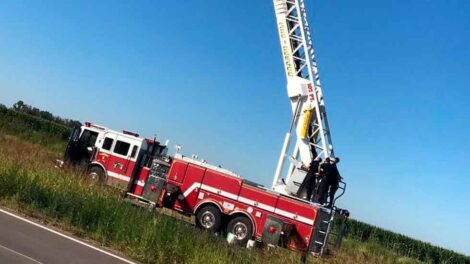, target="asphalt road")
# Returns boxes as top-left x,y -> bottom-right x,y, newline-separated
0,208 -> 136,264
